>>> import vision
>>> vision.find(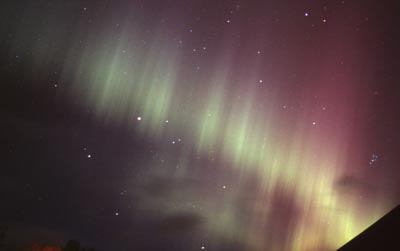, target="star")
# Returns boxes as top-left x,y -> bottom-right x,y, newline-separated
115,212 -> 119,216
369,153 -> 379,165
87,154 -> 92,158
137,116 -> 142,121
304,12 -> 309,17
201,246 -> 205,250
